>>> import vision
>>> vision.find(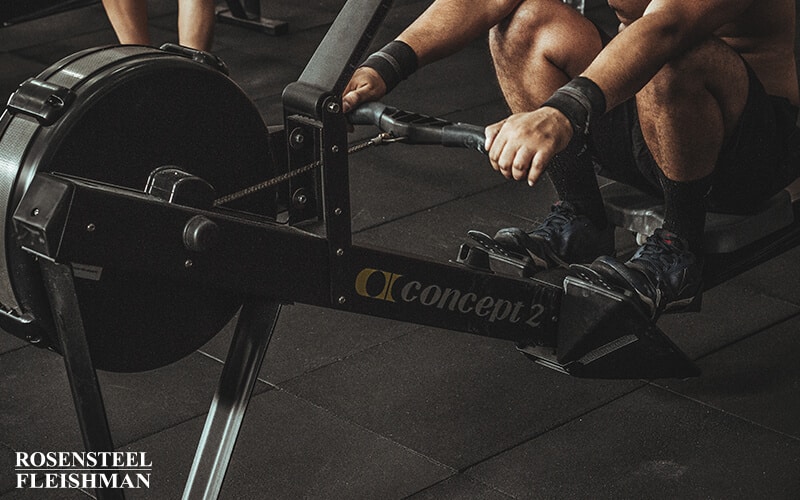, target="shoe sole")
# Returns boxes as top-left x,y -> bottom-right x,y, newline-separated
574,260 -> 703,320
